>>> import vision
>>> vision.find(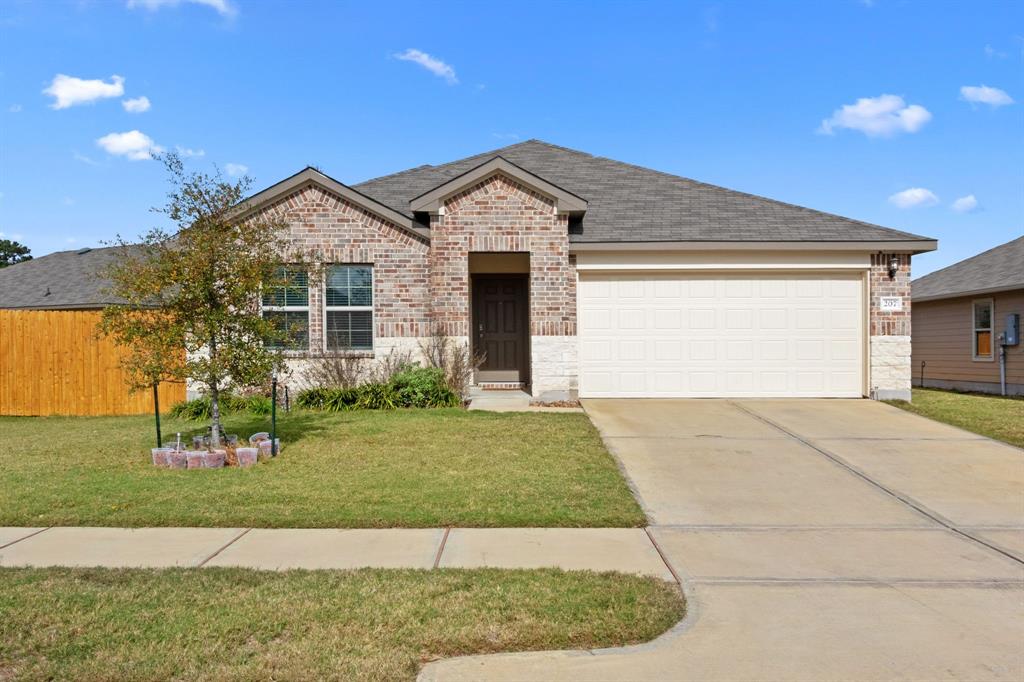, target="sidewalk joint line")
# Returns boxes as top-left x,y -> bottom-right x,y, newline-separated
0,527 -> 51,550
644,527 -> 683,586
433,527 -> 450,569
732,402 -> 1024,568
197,528 -> 251,568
